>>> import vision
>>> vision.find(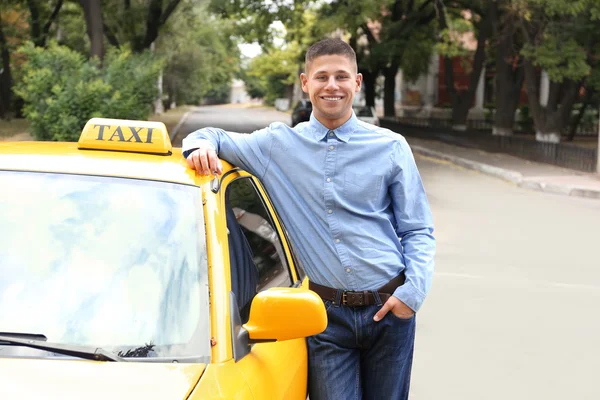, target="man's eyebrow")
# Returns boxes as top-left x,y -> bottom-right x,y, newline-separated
313,70 -> 352,75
